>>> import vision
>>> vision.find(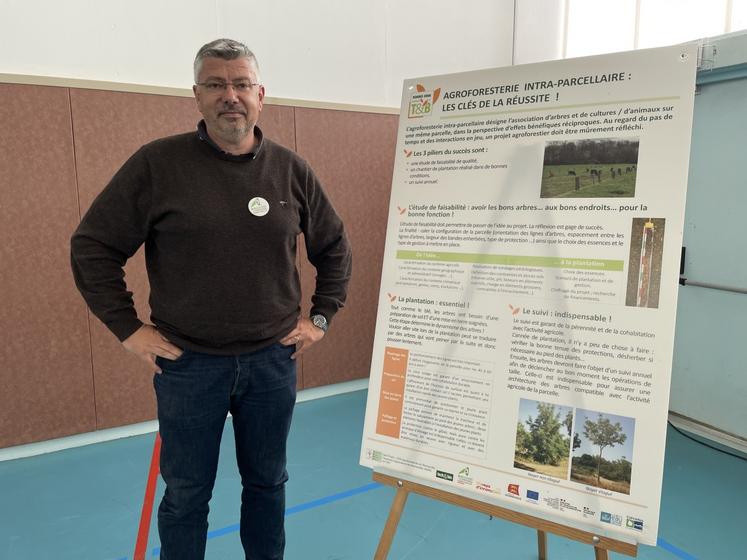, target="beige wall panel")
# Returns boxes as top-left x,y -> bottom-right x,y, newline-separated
258,106 -> 303,381
294,108 -> 398,388
70,90 -> 298,429
259,104 -> 296,151
70,89 -> 202,429
0,84 -> 95,447
257,105 -> 301,381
